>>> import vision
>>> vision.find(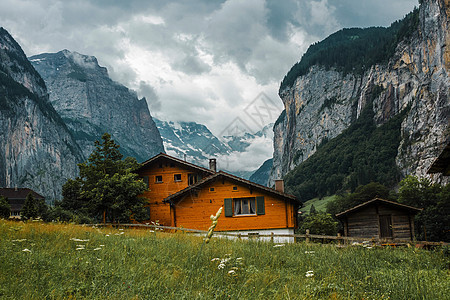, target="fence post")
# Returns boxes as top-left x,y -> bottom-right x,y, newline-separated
238,233 -> 241,240
271,232 -> 274,243
337,233 -> 341,245
306,229 -> 310,243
